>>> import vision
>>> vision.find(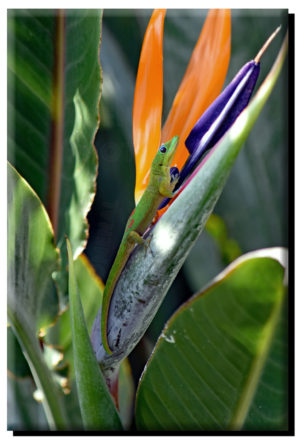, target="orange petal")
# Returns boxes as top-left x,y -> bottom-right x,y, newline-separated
162,9 -> 231,172
133,9 -> 165,203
